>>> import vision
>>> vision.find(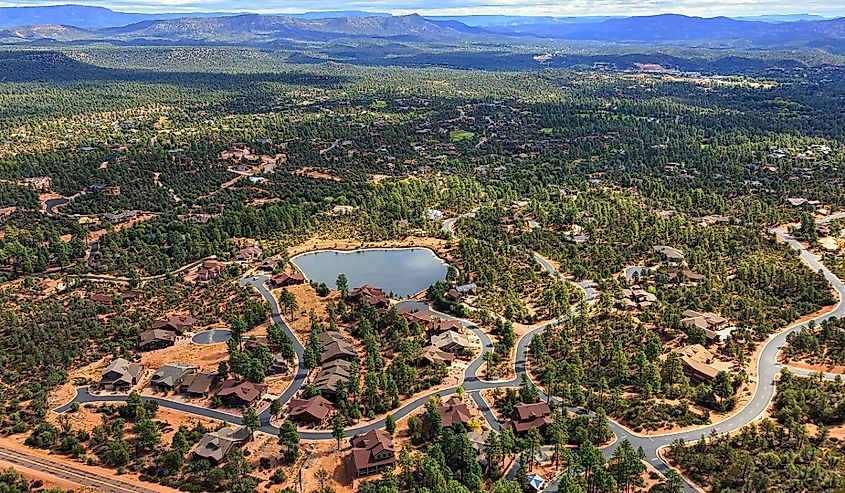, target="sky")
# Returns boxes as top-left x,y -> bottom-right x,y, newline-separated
0,0 -> 844,17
